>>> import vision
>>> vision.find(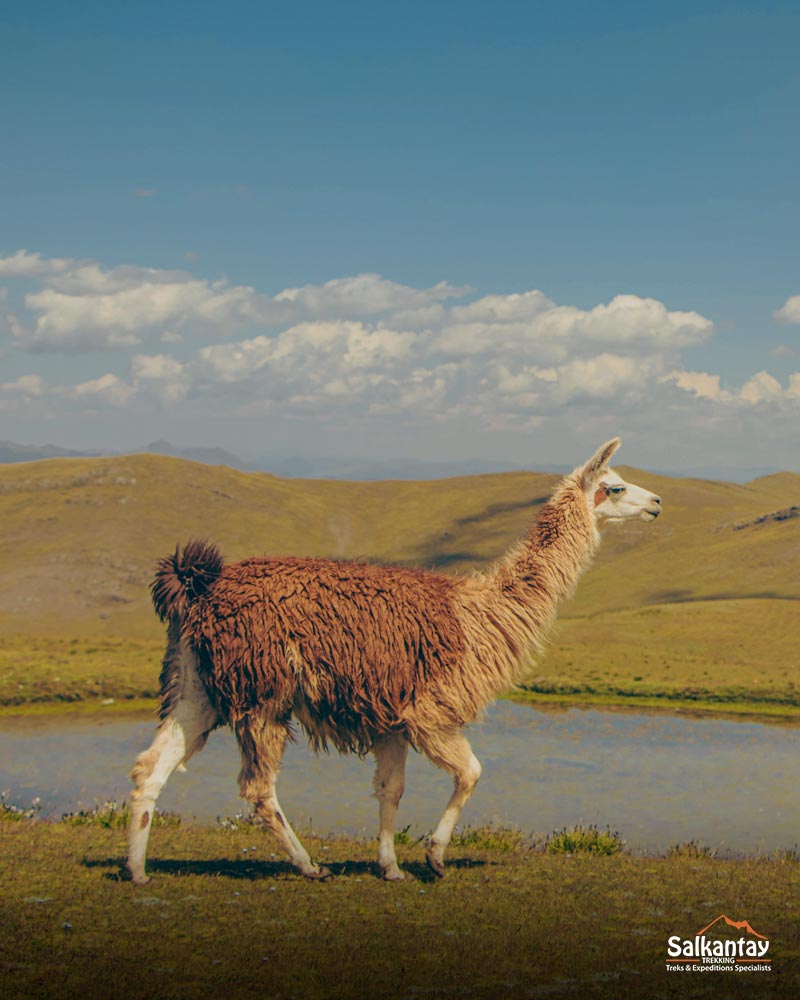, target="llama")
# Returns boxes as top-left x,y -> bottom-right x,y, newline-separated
127,438 -> 661,884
